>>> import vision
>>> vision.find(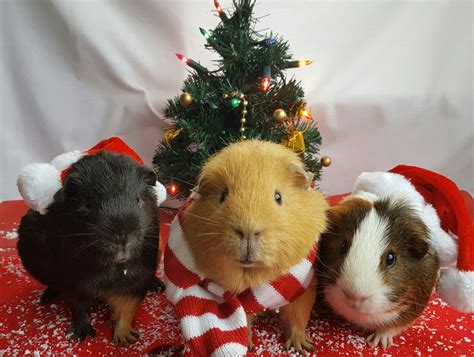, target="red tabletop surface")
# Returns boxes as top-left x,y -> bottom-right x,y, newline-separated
1,195 -> 473,356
